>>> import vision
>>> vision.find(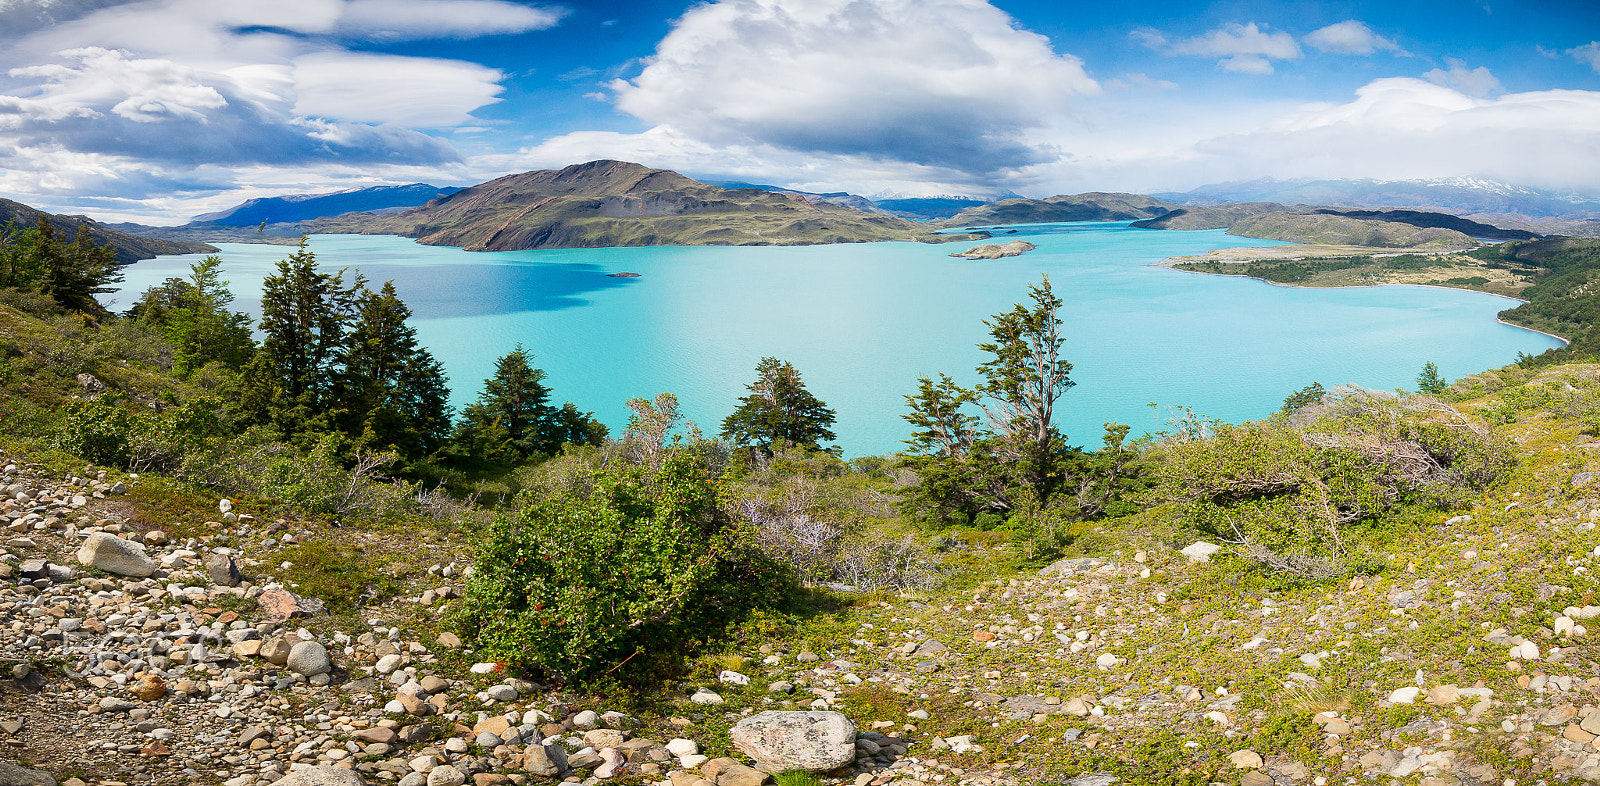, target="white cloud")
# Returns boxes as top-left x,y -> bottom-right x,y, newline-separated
1102,72 -> 1178,91
1305,21 -> 1404,55
335,0 -> 565,41
0,0 -> 553,212
1570,42 -> 1600,74
609,0 -> 1098,176
1139,21 -> 1299,75
291,52 -> 504,127
1033,77 -> 1600,195
1423,58 -> 1501,97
